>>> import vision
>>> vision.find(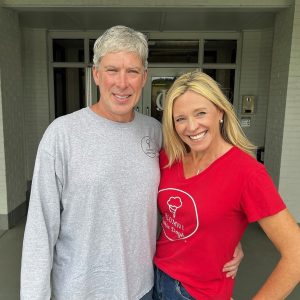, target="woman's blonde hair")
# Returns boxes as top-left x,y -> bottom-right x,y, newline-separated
163,71 -> 256,166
